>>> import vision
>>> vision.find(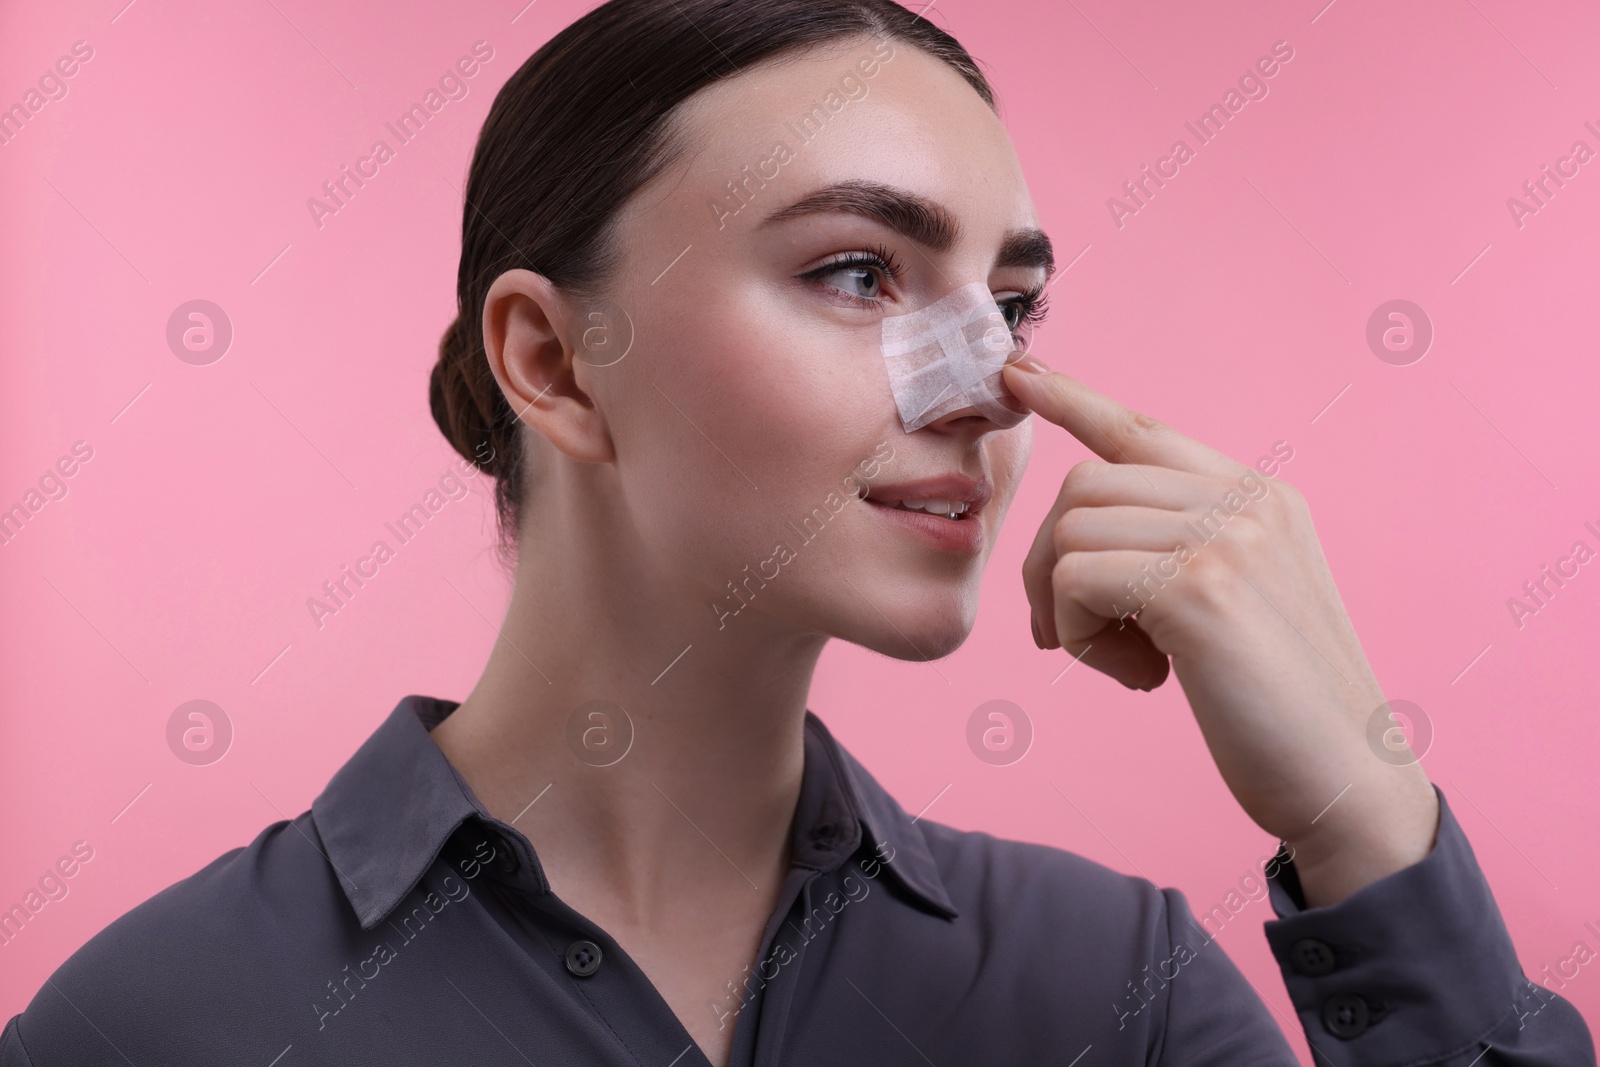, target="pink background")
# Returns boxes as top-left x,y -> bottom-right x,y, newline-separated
3,0 -> 1598,1056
